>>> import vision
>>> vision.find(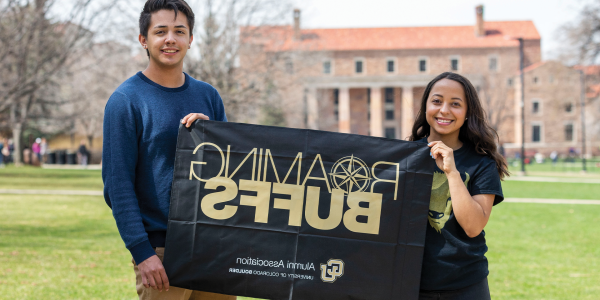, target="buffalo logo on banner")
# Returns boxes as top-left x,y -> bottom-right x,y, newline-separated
320,259 -> 345,283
